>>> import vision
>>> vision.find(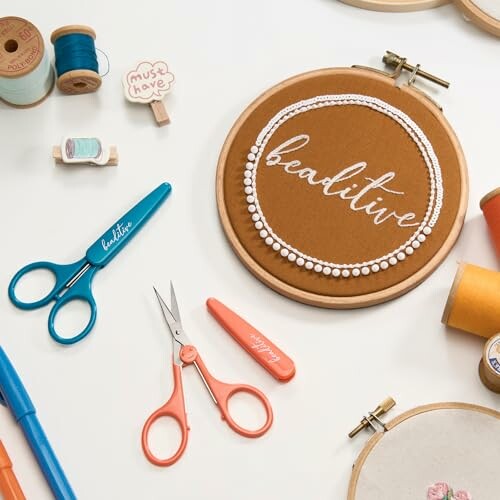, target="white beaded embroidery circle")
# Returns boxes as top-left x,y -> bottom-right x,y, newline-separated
244,94 -> 443,279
